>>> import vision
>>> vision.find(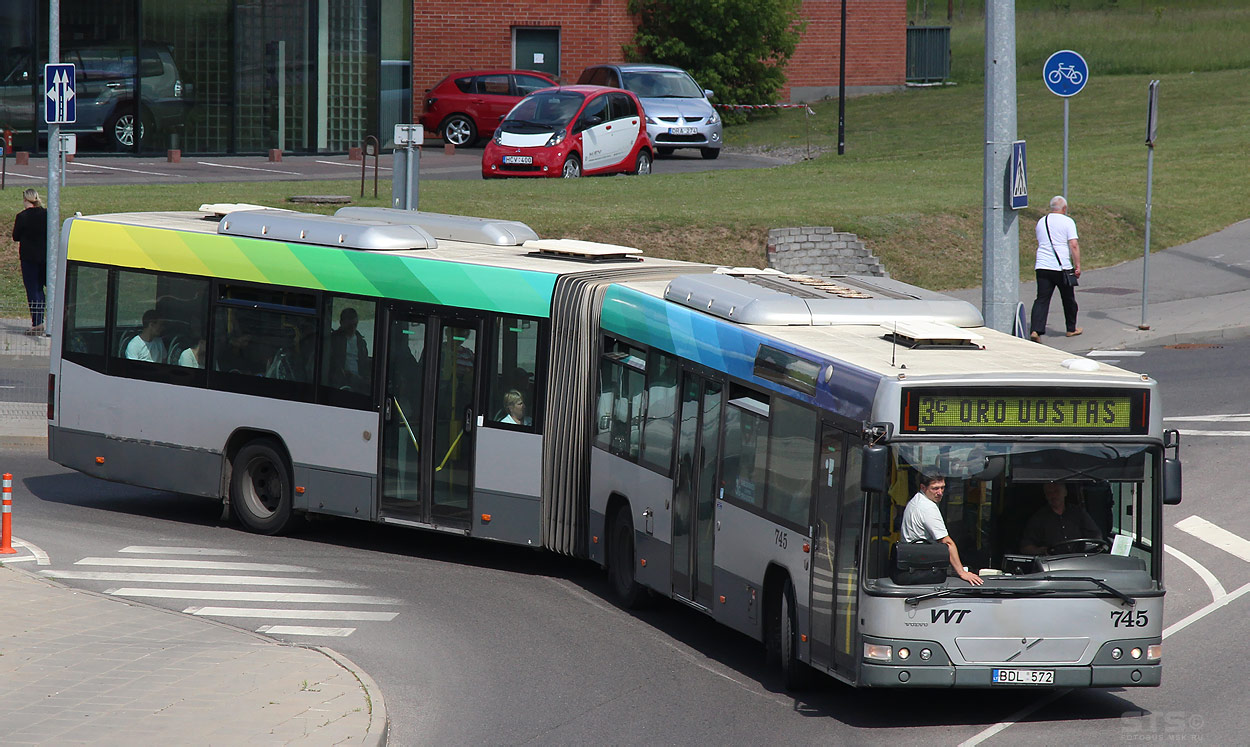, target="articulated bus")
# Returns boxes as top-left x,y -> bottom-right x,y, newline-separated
49,205 -> 1182,689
